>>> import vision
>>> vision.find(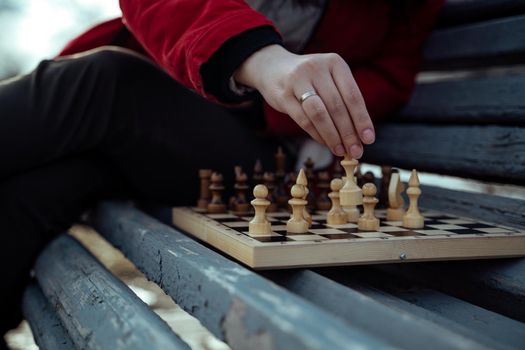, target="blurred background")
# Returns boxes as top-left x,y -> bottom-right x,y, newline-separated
0,0 -> 120,80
